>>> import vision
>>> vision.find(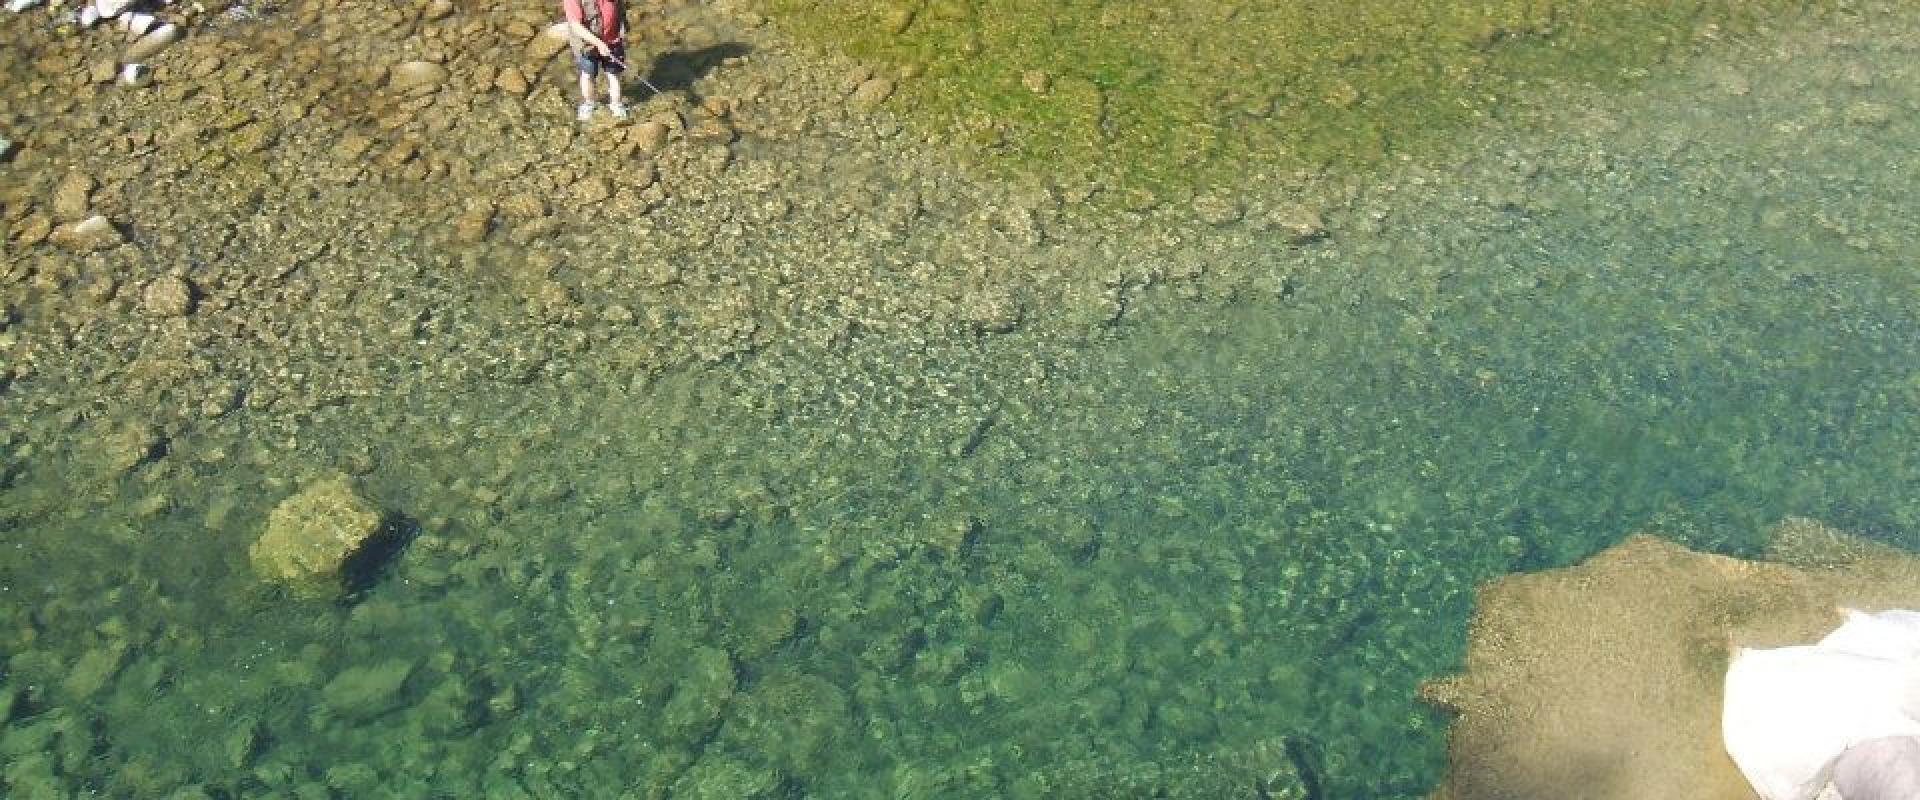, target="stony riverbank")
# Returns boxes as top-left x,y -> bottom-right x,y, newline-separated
1,0 -> 1347,493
